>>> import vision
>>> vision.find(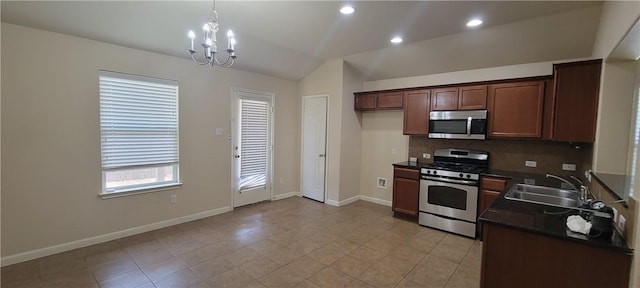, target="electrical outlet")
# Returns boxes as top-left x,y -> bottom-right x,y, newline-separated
215,128 -> 223,136
618,215 -> 626,233
562,164 -> 576,171
391,148 -> 397,155
525,161 -> 537,167
279,178 -> 284,184
170,195 -> 177,204
377,177 -> 388,189
423,153 -> 431,159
